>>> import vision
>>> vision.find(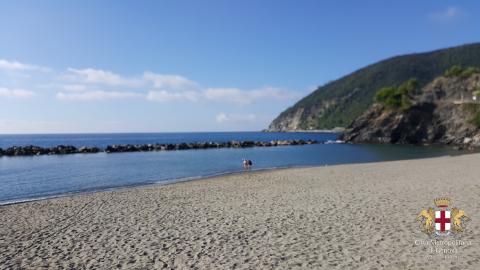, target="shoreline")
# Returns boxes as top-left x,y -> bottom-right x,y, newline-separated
0,151 -> 470,207
0,164 -> 327,206
2,153 -> 480,269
